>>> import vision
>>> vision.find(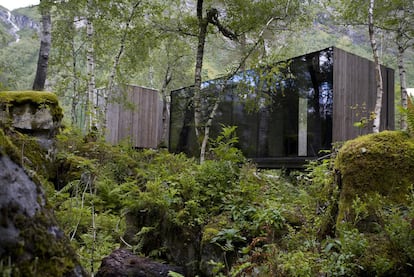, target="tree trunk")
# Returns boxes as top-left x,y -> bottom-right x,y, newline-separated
160,66 -> 172,147
87,0 -> 96,130
70,20 -> 80,126
32,1 -> 51,91
368,0 -> 384,133
200,94 -> 220,163
193,0 -> 208,140
197,16 -> 274,163
397,31 -> 408,131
